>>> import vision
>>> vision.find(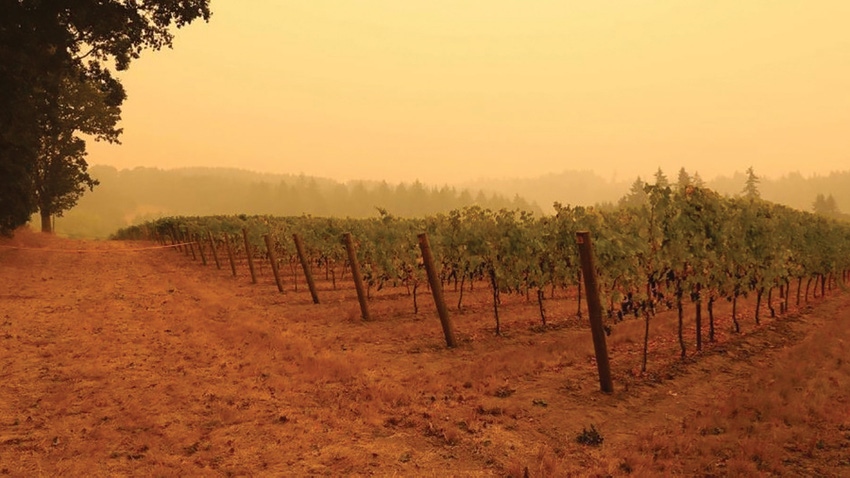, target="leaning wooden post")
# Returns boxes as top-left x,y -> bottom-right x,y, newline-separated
180,228 -> 190,256
418,233 -> 457,348
343,233 -> 371,320
576,231 -> 614,394
263,234 -> 285,293
293,234 -> 319,304
207,231 -> 221,269
170,224 -> 182,252
223,233 -> 237,277
242,228 -> 257,284
186,230 -> 197,260
195,234 -> 208,266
